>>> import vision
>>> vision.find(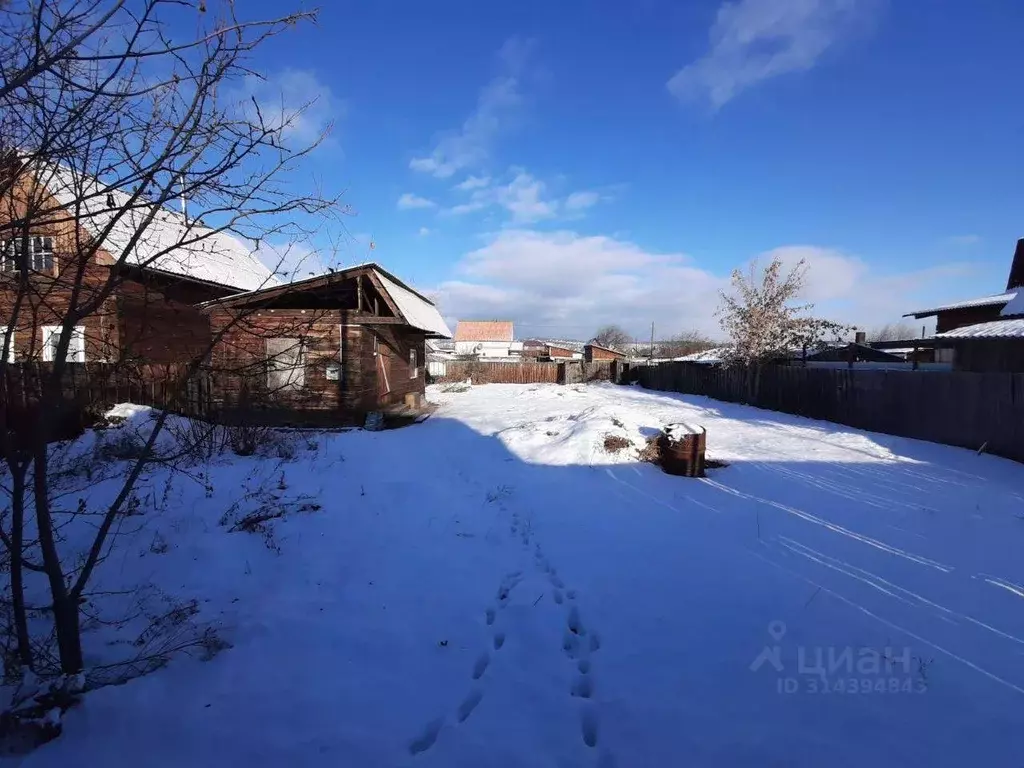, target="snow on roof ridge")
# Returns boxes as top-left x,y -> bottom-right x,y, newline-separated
904,290 -> 1017,318
32,160 -> 278,292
